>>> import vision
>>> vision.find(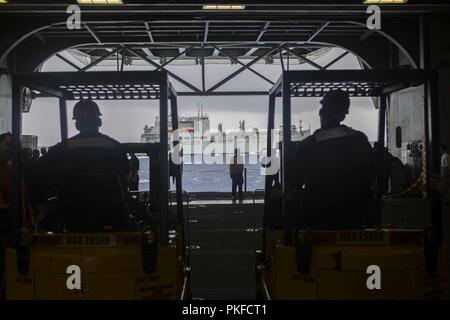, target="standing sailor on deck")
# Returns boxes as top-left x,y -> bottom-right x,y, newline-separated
129,152 -> 140,191
230,148 -> 245,202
